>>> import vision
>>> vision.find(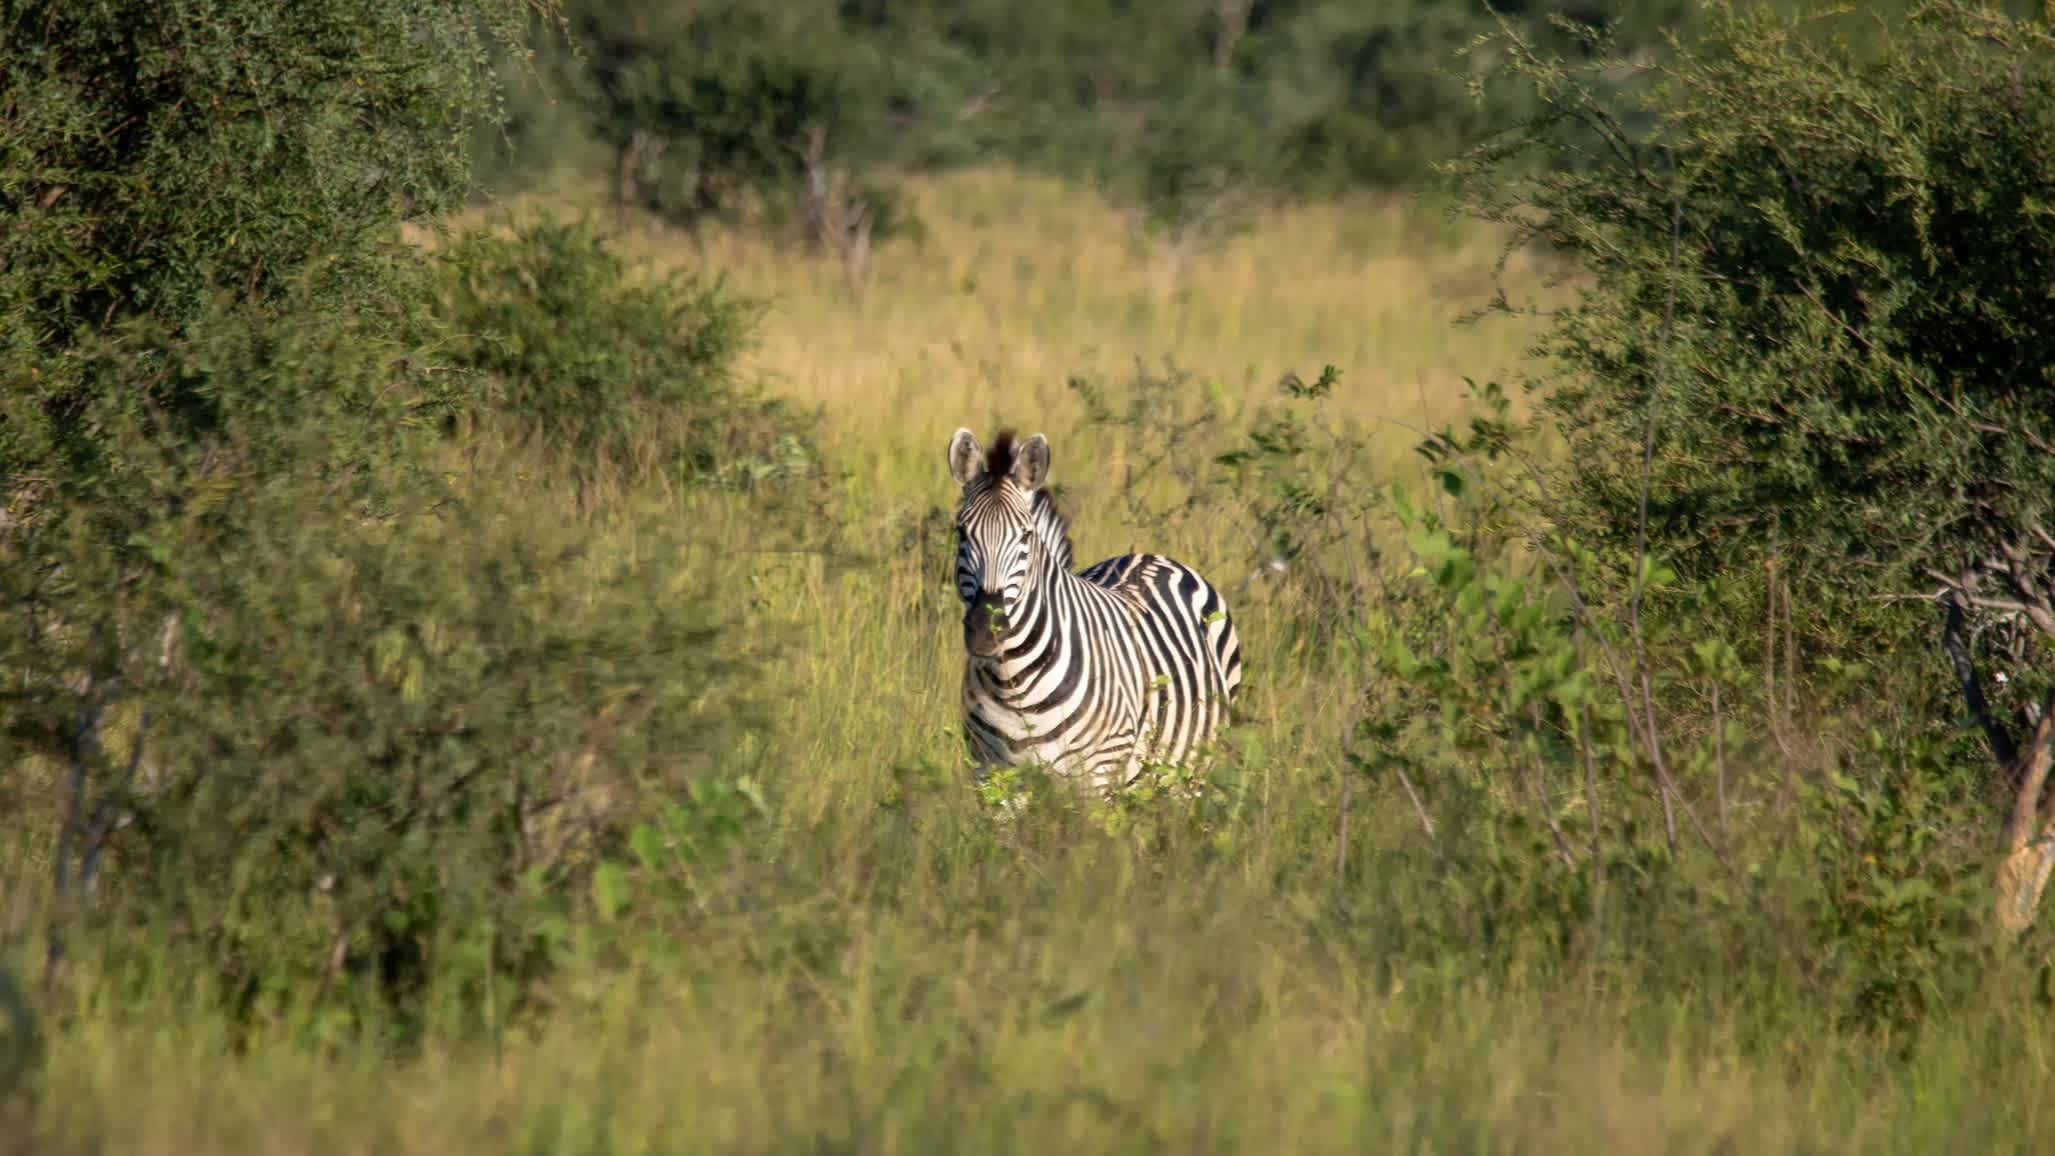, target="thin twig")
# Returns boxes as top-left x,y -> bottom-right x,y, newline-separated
1358,744 -> 1442,870
1390,761 -> 1439,854
1782,571 -> 1796,727
1337,707 -> 1359,884
1525,703 -> 1577,870
1578,701 -> 1604,870
1531,539 -> 1730,869
1626,164 -> 1686,856
1712,680 -> 1729,847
